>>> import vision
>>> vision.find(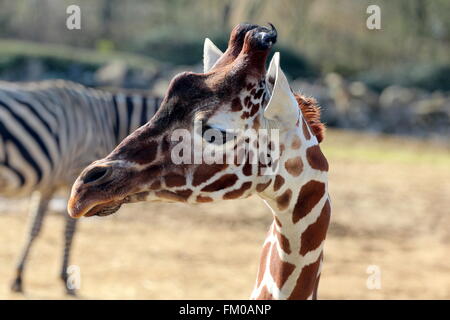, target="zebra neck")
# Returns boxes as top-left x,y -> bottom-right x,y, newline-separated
110,91 -> 160,145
